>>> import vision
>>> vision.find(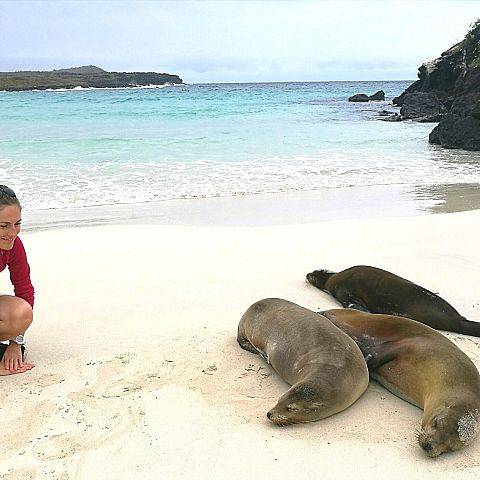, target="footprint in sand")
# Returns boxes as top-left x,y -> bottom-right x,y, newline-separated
33,408 -> 136,461
69,372 -> 166,402
0,468 -> 36,480
20,373 -> 65,395
34,373 -> 65,388
33,355 -> 167,461
0,400 -> 57,460
100,373 -> 164,398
